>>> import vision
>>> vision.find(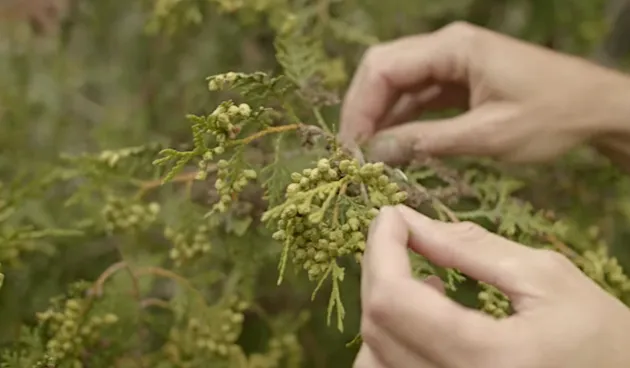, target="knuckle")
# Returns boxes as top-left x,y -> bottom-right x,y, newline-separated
363,280 -> 396,326
362,44 -> 386,68
437,21 -> 482,62
533,249 -> 572,274
440,21 -> 477,40
360,44 -> 390,81
493,256 -> 526,281
359,318 -> 379,349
